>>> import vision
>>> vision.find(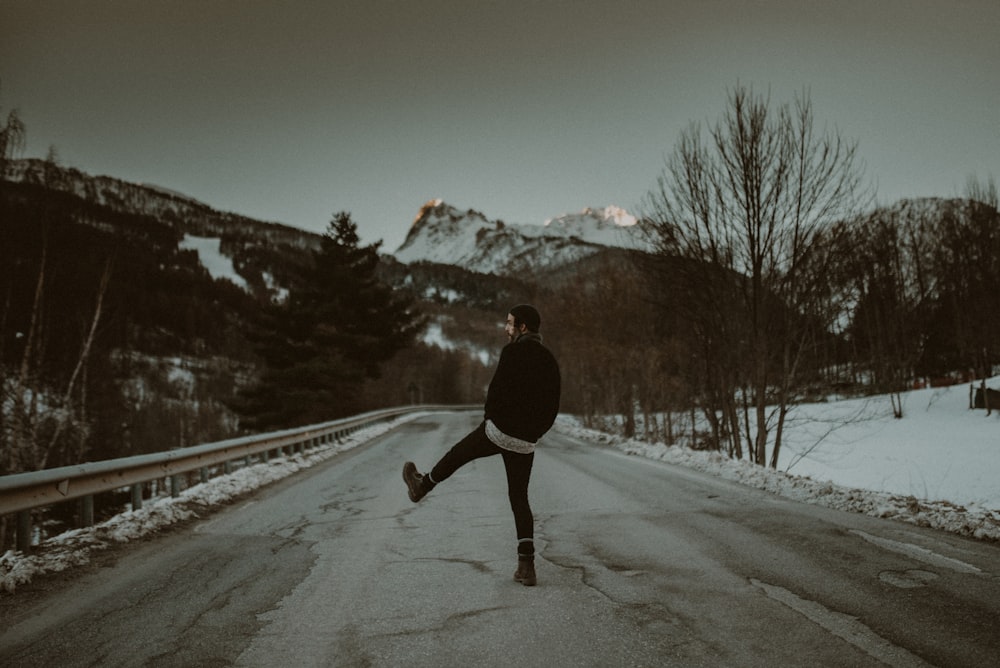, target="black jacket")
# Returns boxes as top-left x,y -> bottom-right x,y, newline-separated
484,333 -> 561,443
